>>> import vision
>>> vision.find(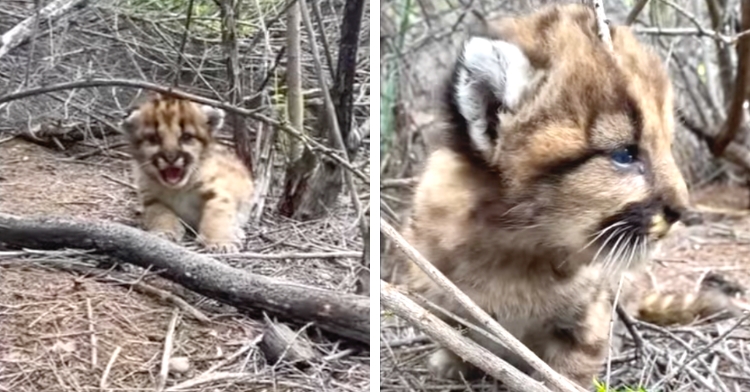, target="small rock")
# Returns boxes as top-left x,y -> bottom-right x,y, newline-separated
169,357 -> 190,374
51,340 -> 76,353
